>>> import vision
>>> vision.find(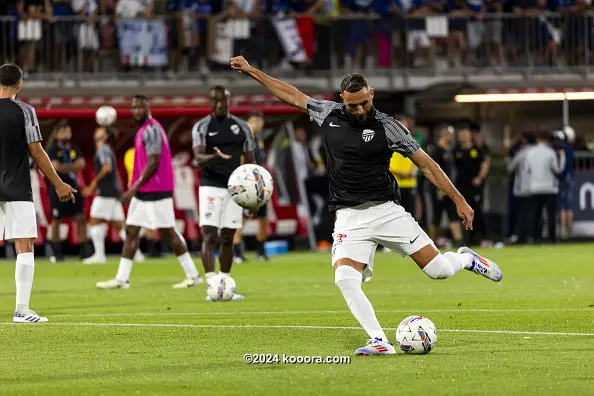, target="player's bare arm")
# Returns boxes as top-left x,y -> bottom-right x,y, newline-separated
231,56 -> 308,112
29,142 -> 76,202
83,161 -> 112,197
409,148 -> 474,230
122,154 -> 160,205
193,145 -> 232,165
243,151 -> 254,164
473,159 -> 490,186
